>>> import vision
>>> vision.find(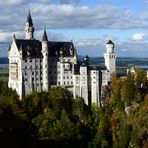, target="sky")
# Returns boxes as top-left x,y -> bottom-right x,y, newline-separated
0,0 -> 148,57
